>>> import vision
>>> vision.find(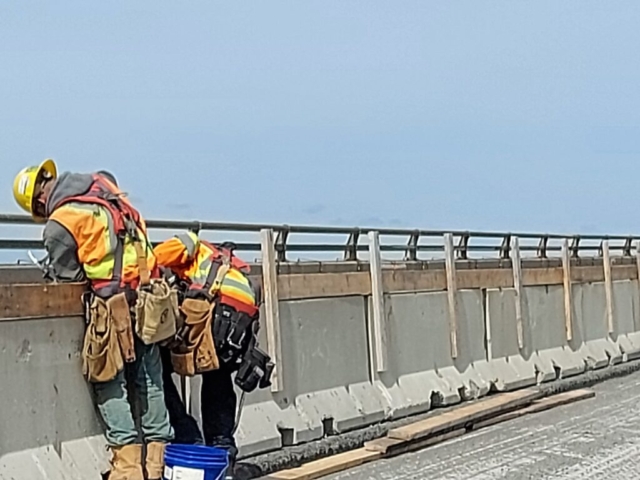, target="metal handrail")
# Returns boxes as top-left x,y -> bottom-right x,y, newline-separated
0,213 -> 638,261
